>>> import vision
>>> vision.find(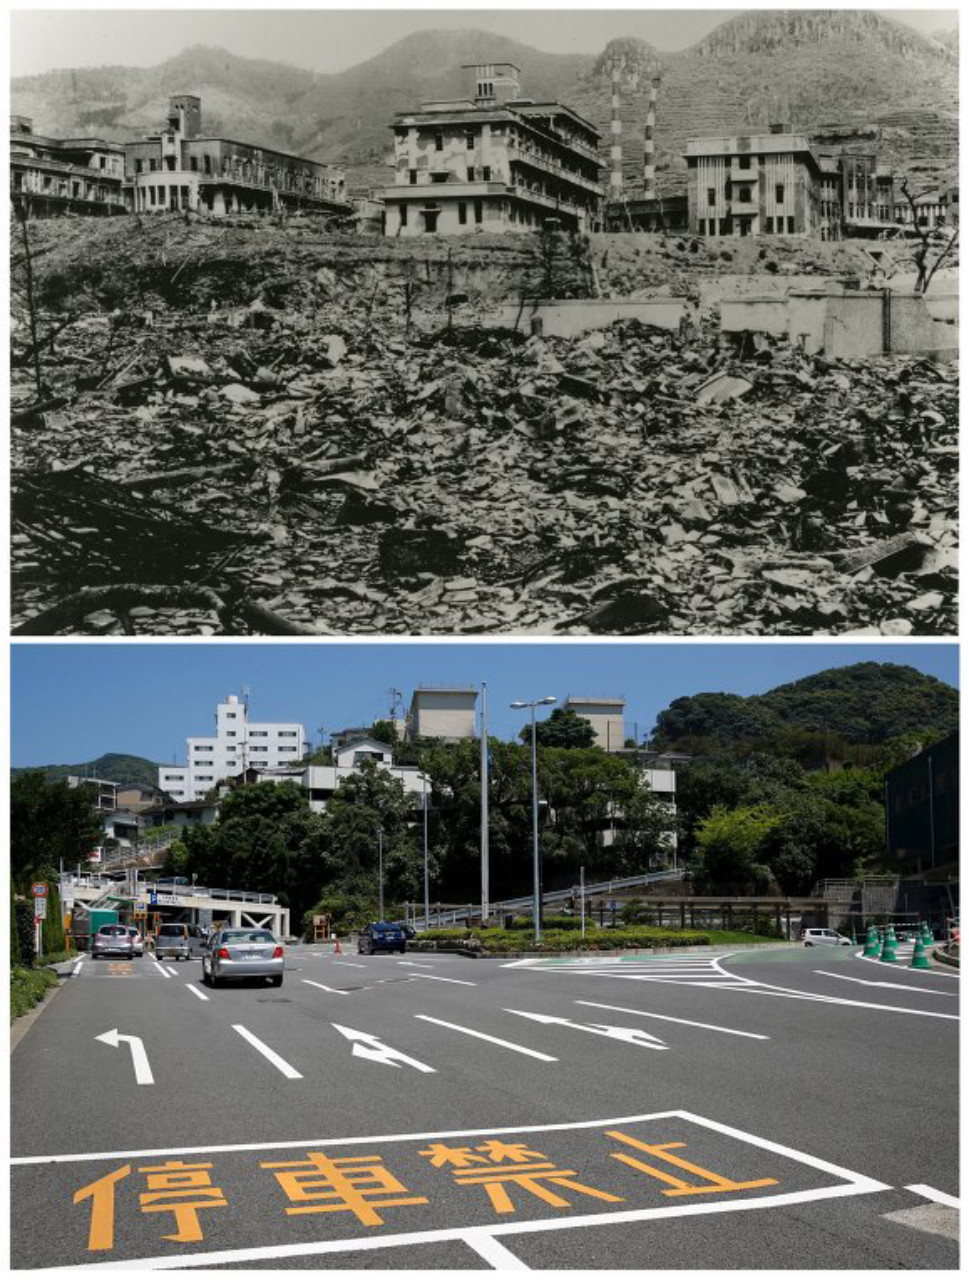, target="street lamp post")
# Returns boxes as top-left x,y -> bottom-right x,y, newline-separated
510,696 -> 556,945
377,829 -> 384,921
422,772 -> 430,931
